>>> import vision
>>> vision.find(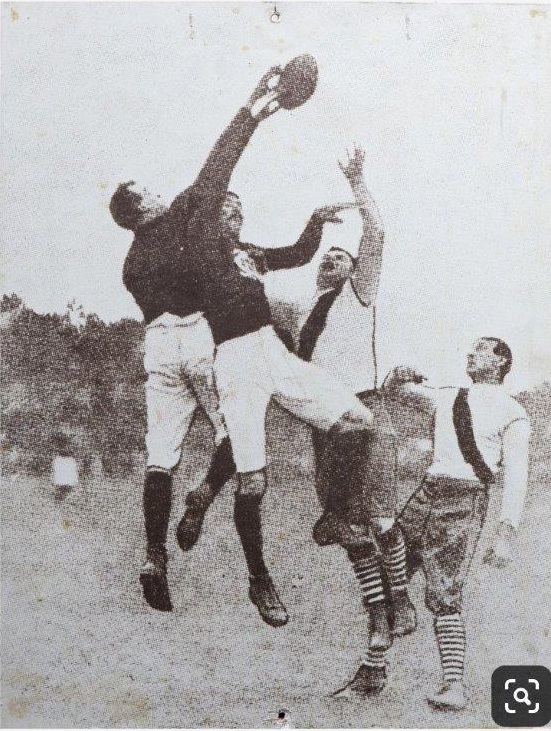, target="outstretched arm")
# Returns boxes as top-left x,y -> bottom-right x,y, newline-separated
178,68 -> 286,318
192,67 -> 282,210
168,70 -> 282,223
383,366 -> 437,416
261,203 -> 358,271
340,146 -> 385,307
